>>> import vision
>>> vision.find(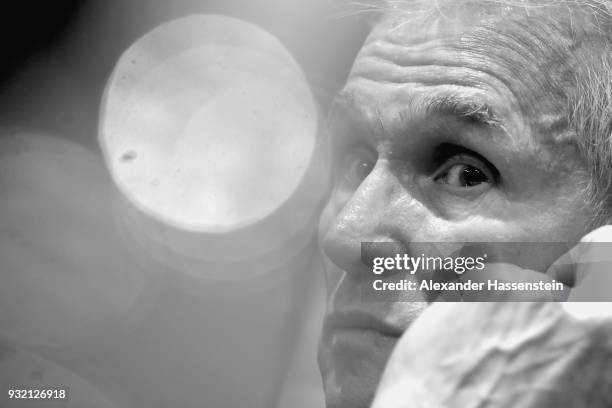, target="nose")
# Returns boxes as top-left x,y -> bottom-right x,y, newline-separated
321,162 -> 401,280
